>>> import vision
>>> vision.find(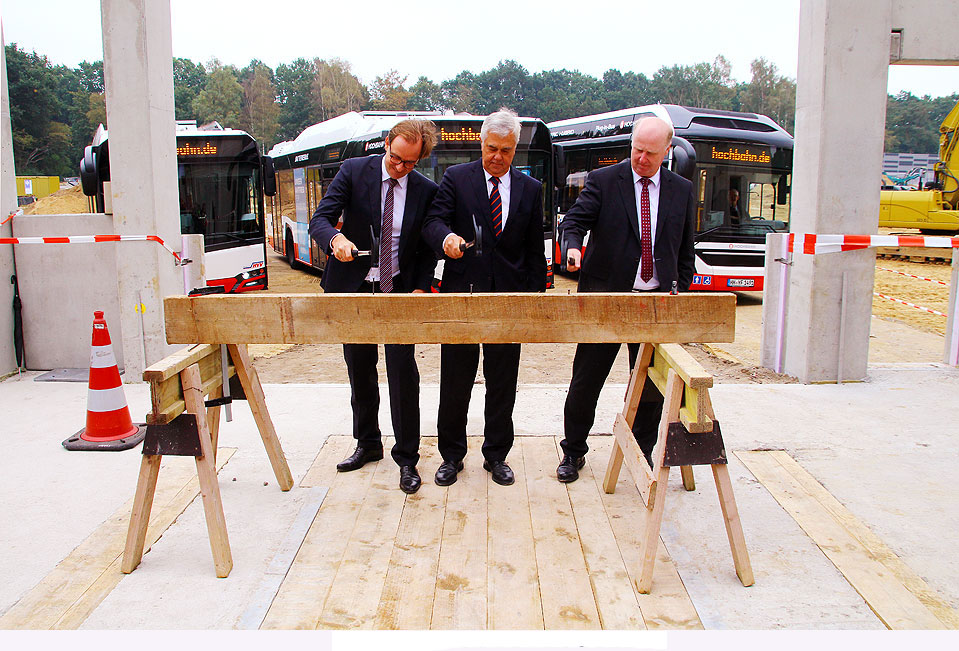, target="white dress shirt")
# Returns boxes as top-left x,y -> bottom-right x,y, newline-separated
484,169 -> 511,229
631,167 -> 661,291
366,156 -> 408,283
